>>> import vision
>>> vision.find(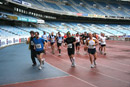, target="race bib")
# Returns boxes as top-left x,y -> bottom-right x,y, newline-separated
51,39 -> 55,42
58,39 -> 62,43
84,40 -> 86,43
68,44 -> 72,48
36,44 -> 41,49
31,41 -> 34,45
